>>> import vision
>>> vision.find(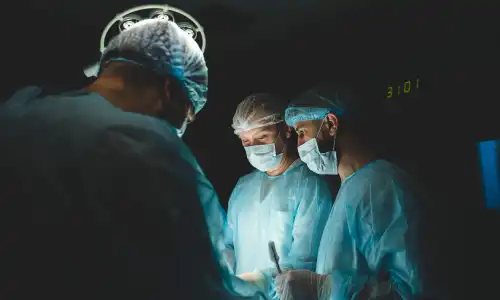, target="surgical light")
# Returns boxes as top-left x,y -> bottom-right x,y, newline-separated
118,14 -> 142,32
150,10 -> 174,22
178,22 -> 197,39
83,4 -> 206,78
